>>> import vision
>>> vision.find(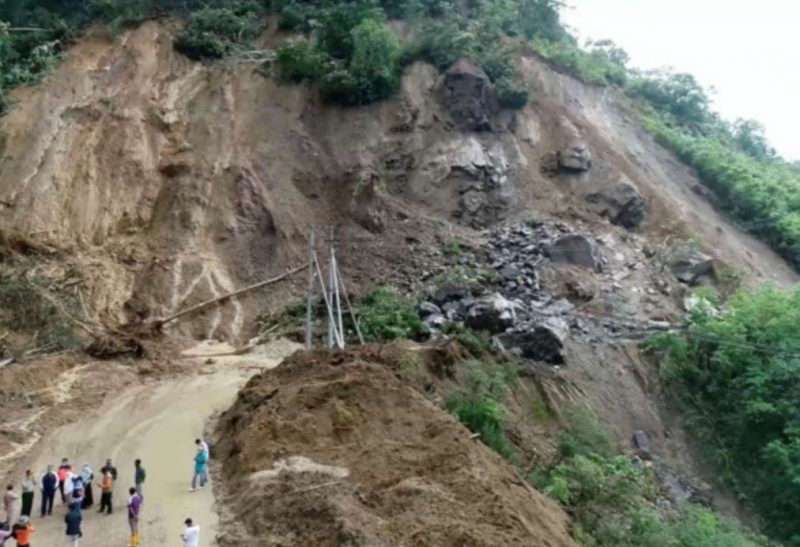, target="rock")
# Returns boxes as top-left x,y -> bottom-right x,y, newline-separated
418,301 -> 443,318
503,317 -> 569,364
632,430 -> 652,460
668,246 -> 714,285
465,293 -> 518,334
548,235 -> 602,272
430,285 -> 472,306
557,142 -> 592,172
585,178 -> 646,230
423,313 -> 447,330
442,59 -> 498,132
